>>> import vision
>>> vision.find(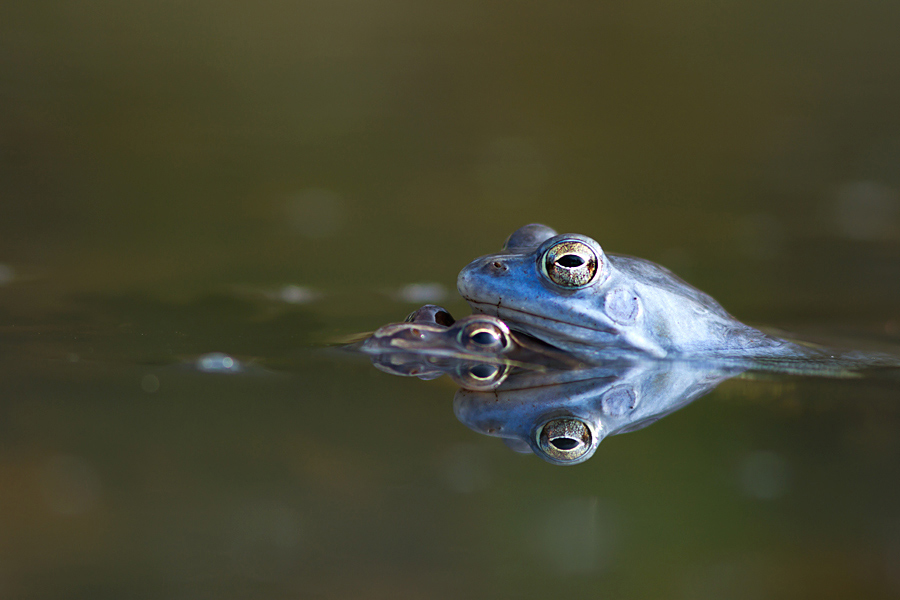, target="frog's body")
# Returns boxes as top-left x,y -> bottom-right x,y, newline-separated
457,224 -> 893,366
